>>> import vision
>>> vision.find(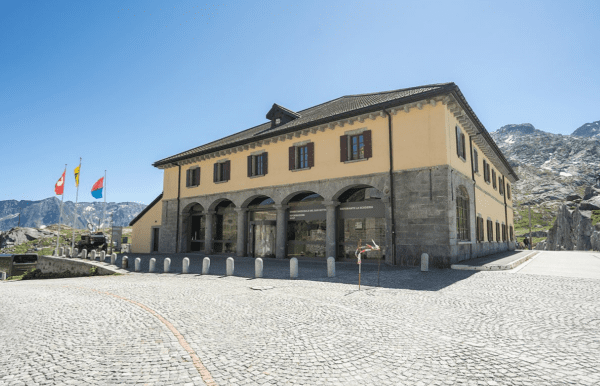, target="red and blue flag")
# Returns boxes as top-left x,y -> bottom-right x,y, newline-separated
91,177 -> 104,199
